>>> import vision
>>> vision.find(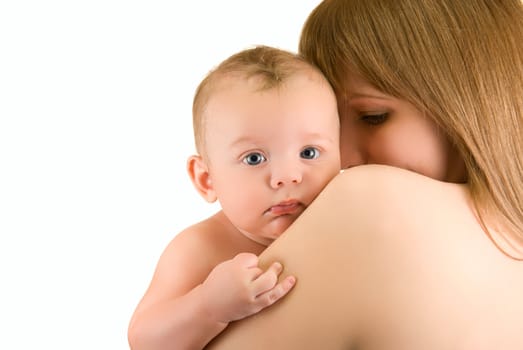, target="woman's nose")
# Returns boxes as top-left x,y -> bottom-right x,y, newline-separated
269,164 -> 303,188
